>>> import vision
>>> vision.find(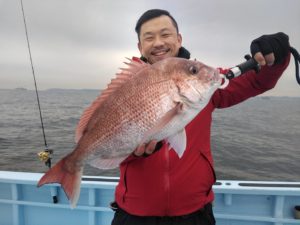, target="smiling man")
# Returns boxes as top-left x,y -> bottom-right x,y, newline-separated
137,13 -> 182,64
110,9 -> 290,225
